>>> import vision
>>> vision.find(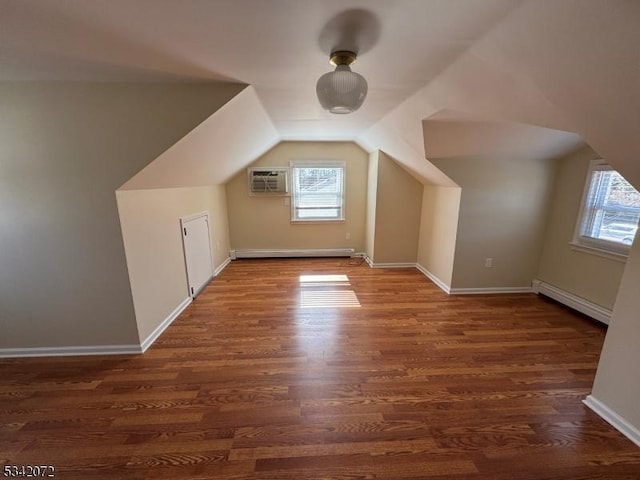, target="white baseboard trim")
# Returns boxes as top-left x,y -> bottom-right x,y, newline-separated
0,296 -> 194,358
140,296 -> 192,353
450,286 -> 534,295
214,256 -> 231,276
363,255 -> 416,269
414,264 -> 533,296
231,248 -> 354,258
415,263 -> 451,294
532,279 -> 611,325
0,343 -> 142,358
367,262 -> 416,268
584,395 -> 640,448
